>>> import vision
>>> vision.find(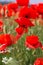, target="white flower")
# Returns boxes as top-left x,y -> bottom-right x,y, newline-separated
2,57 -> 8,64
8,57 -> 13,62
2,57 -> 13,64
